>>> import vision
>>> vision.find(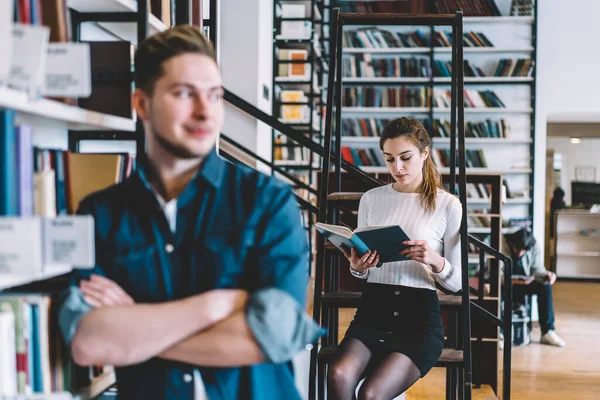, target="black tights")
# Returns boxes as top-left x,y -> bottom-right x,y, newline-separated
327,338 -> 421,400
